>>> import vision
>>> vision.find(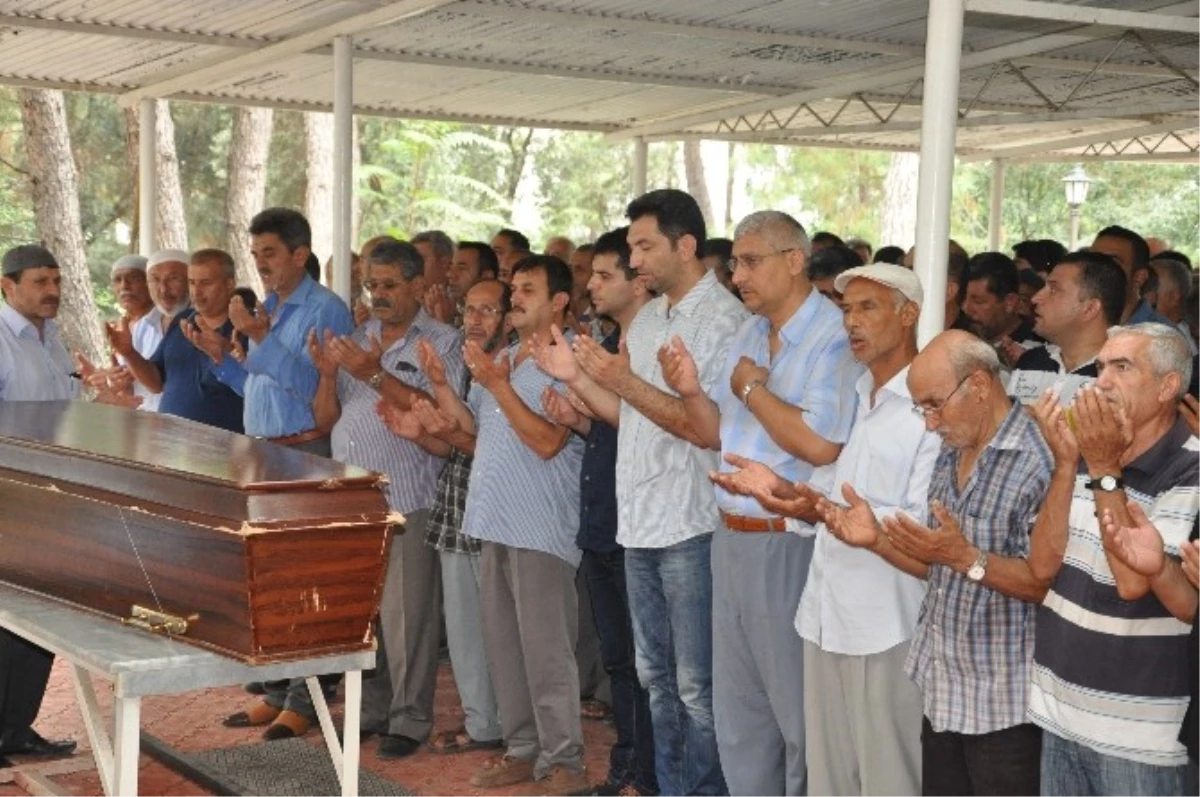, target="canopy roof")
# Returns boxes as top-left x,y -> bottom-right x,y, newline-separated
0,0 -> 1195,161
